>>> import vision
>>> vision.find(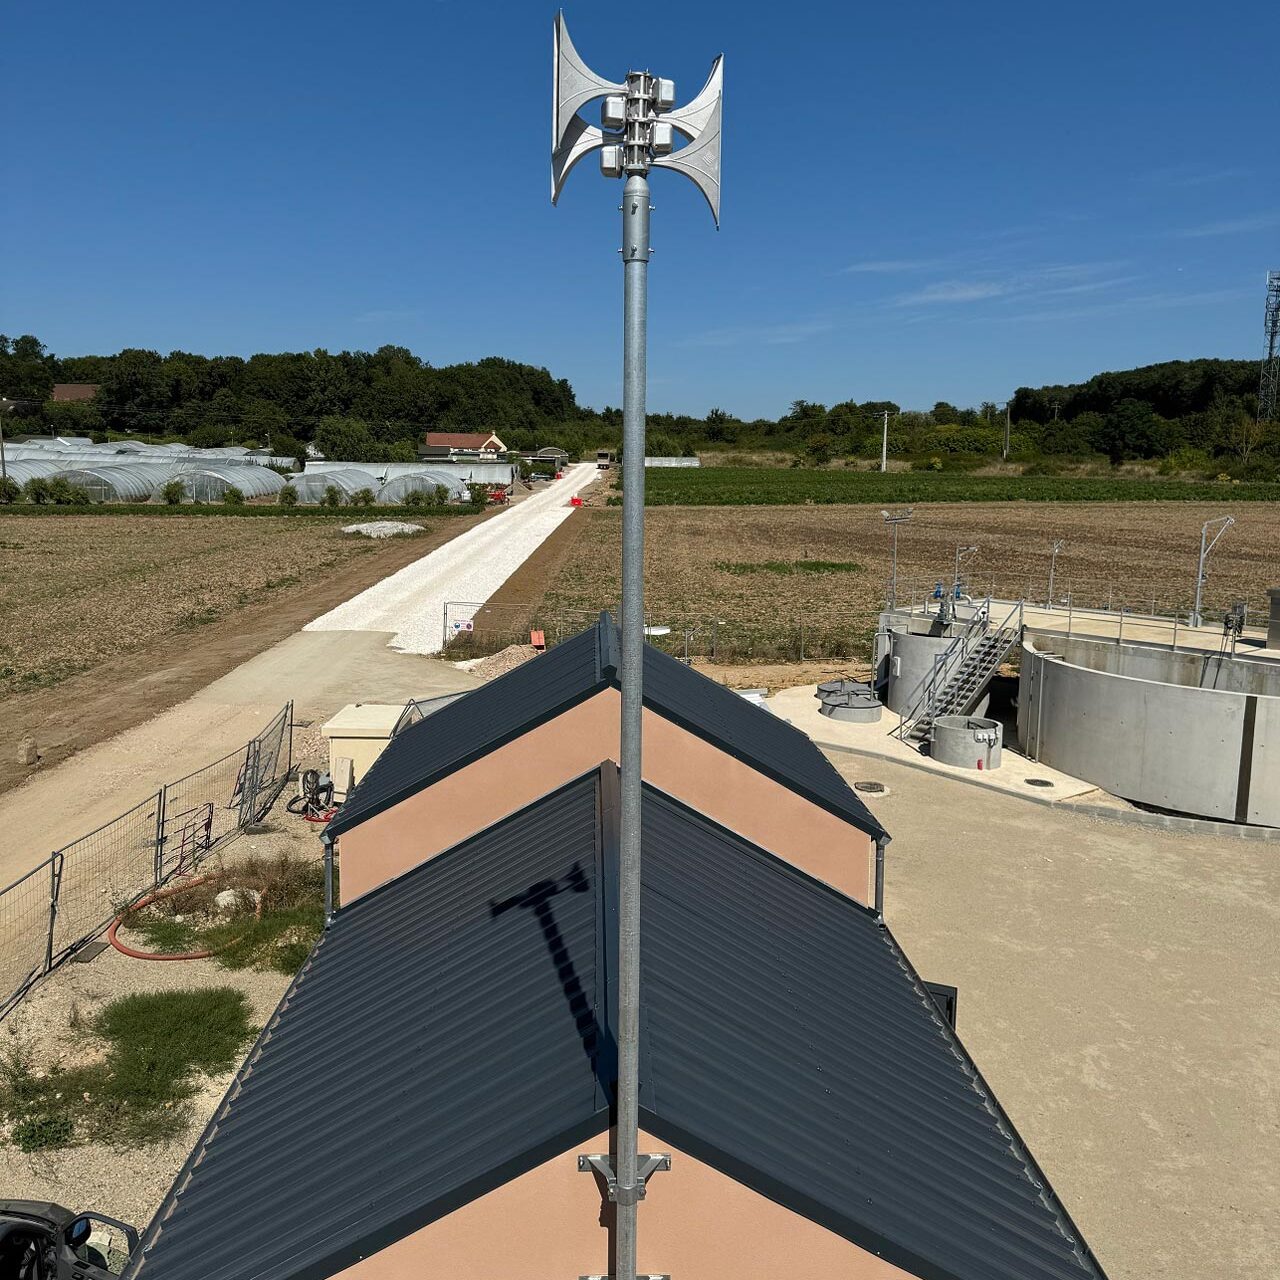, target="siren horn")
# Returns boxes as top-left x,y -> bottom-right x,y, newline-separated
658,55 -> 723,141
651,95 -> 723,226
553,11 -> 625,152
